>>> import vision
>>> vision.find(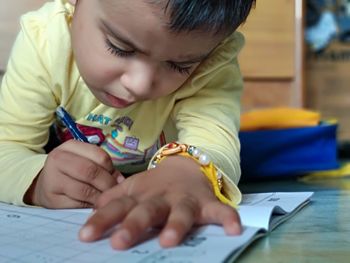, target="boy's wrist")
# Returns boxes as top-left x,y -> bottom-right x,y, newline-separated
155,155 -> 213,190
148,142 -> 237,208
